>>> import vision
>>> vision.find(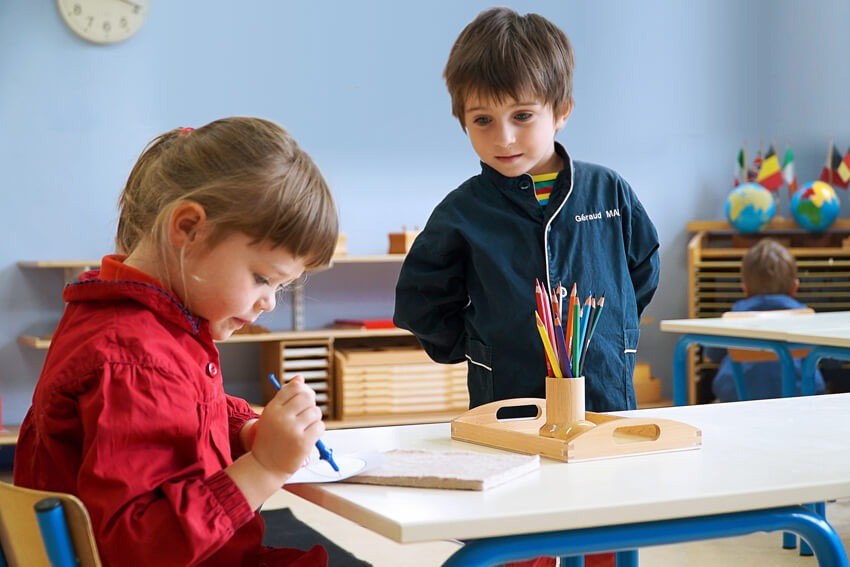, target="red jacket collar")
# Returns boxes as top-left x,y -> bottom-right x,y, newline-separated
64,255 -> 209,339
